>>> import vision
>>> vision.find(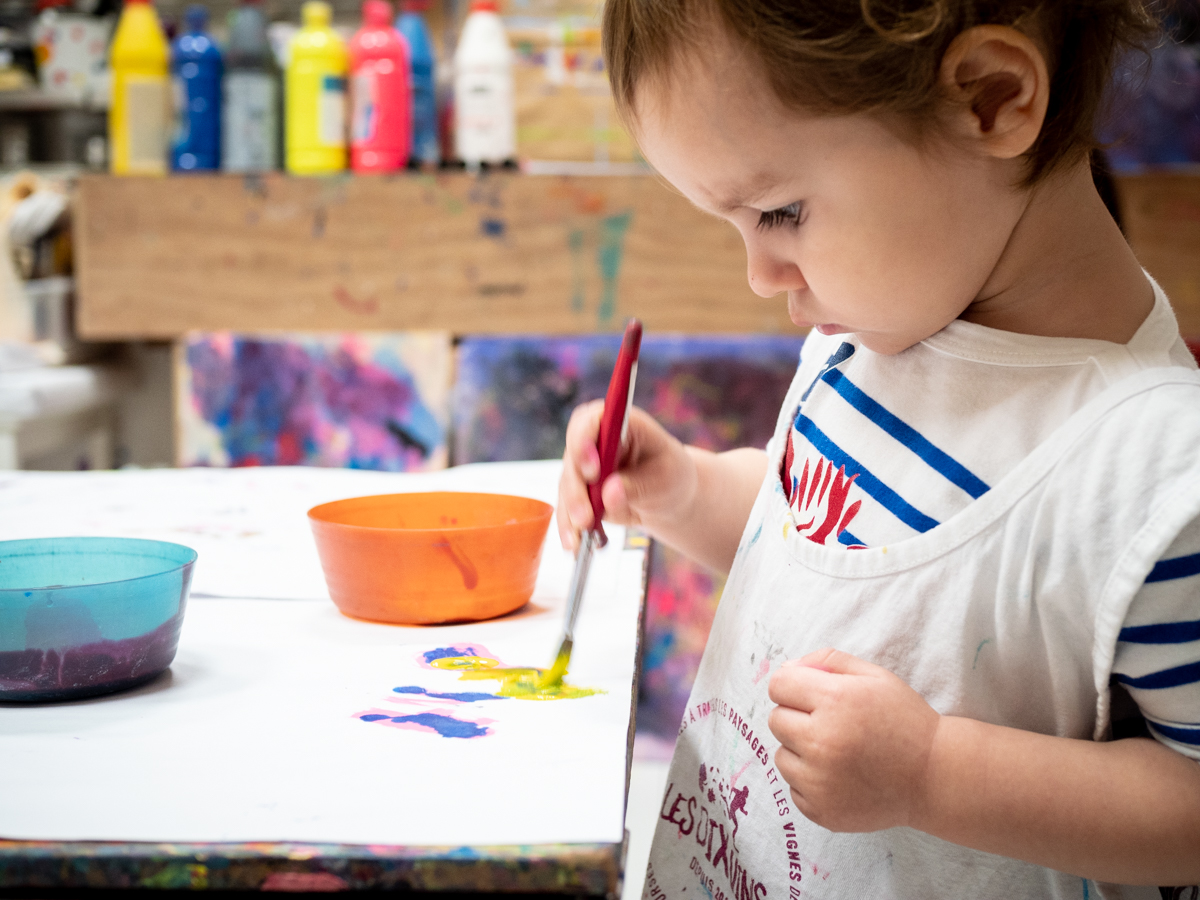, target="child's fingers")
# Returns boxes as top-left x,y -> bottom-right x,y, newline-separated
773,740 -> 813,801
599,473 -> 634,525
556,469 -> 596,549
557,401 -> 606,549
564,400 -> 603,480
767,702 -> 812,749
768,661 -> 833,713
790,646 -> 877,677
556,488 -> 583,551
